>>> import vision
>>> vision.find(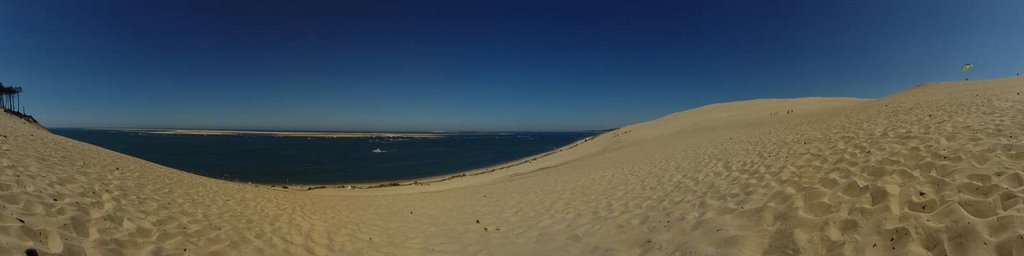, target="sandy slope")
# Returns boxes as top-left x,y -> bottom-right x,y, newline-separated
1,77 -> 1023,255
